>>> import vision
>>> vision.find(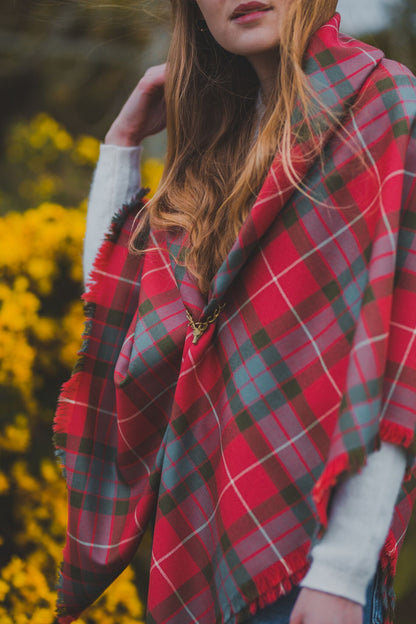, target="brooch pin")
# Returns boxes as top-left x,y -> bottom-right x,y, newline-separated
186,304 -> 225,345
